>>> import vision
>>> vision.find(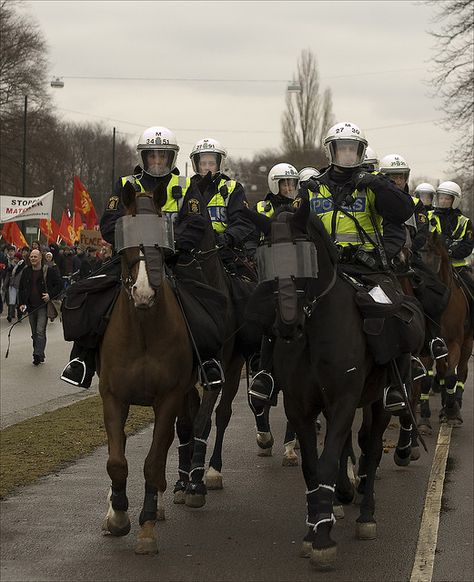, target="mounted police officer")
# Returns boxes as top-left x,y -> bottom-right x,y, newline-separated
361,145 -> 379,173
189,138 -> 255,275
61,126 -> 225,389
429,181 -> 474,293
249,121 -> 418,413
